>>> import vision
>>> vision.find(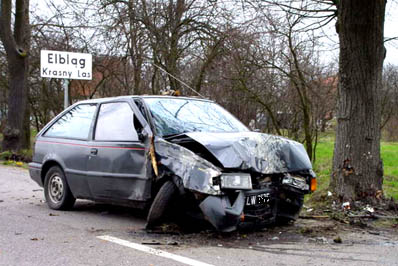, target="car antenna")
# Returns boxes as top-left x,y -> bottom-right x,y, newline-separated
153,63 -> 206,98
